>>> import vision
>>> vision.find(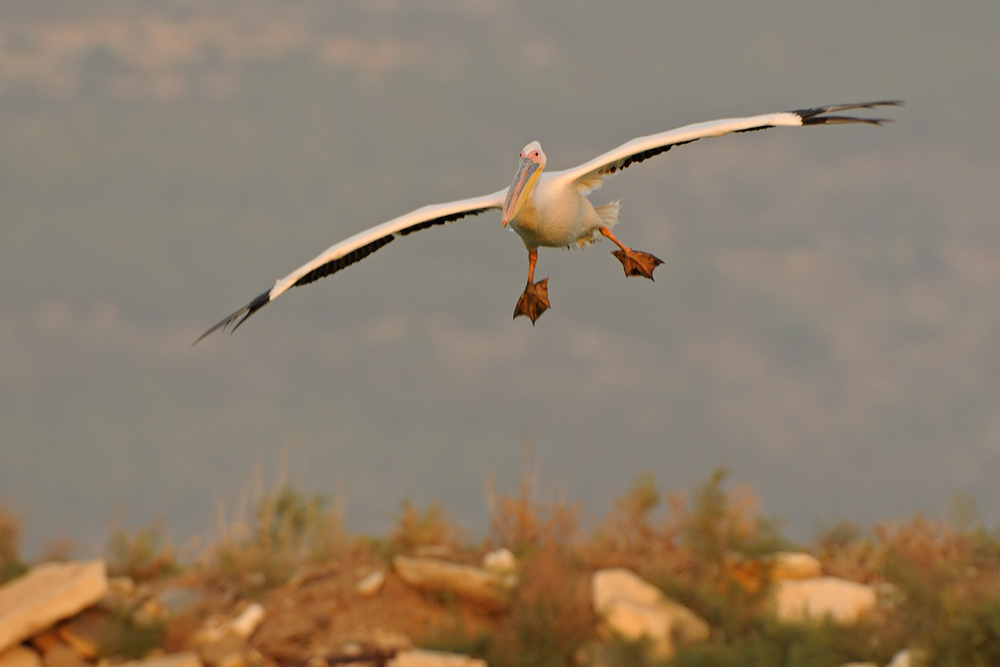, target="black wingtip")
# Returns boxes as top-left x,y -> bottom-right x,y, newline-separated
192,289 -> 271,347
794,100 -> 905,127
